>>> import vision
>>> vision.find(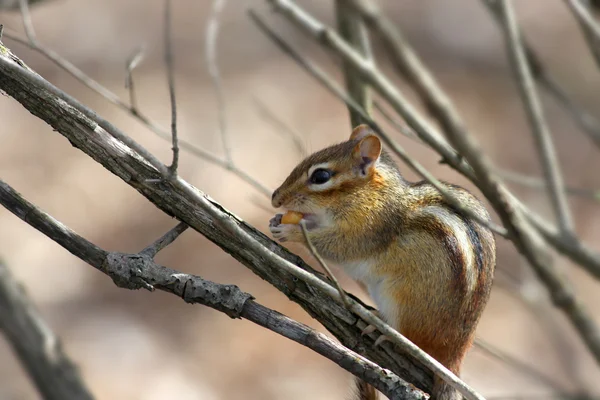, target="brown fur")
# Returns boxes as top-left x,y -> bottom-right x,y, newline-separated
271,126 -> 496,400
355,378 -> 378,400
